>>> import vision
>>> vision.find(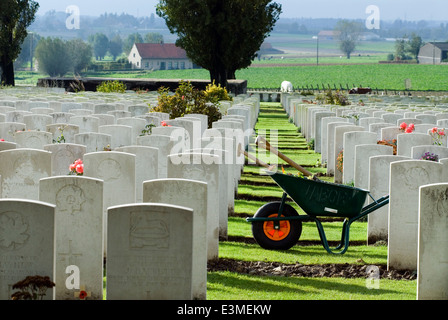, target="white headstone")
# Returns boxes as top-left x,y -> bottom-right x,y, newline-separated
143,178 -> 207,300
106,203 -> 193,300
44,143 -> 87,176
417,183 -> 448,300
74,132 -> 112,153
0,199 -> 55,300
39,176 -> 104,300
0,149 -> 51,200
388,160 -> 448,270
